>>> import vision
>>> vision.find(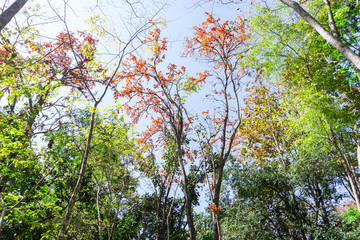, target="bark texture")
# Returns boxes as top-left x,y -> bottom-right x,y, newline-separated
177,144 -> 196,240
0,0 -> 28,32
